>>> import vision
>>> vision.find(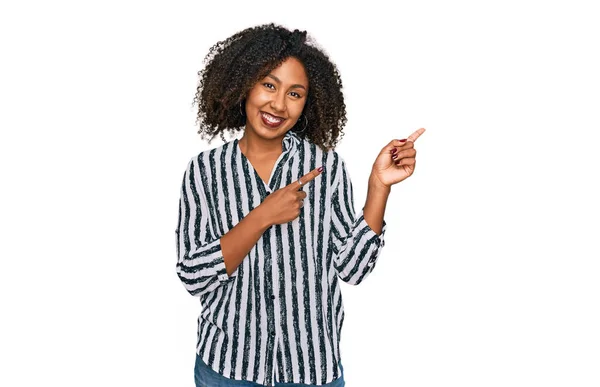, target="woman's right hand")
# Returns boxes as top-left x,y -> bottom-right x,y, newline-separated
258,166 -> 324,227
